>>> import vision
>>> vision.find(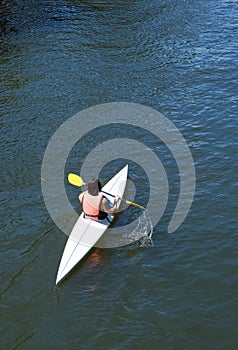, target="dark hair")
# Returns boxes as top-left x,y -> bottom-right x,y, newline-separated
87,178 -> 102,196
